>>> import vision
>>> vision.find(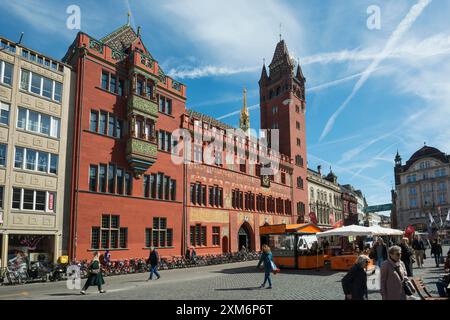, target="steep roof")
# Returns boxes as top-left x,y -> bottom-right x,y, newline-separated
100,24 -> 152,57
269,40 -> 292,69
